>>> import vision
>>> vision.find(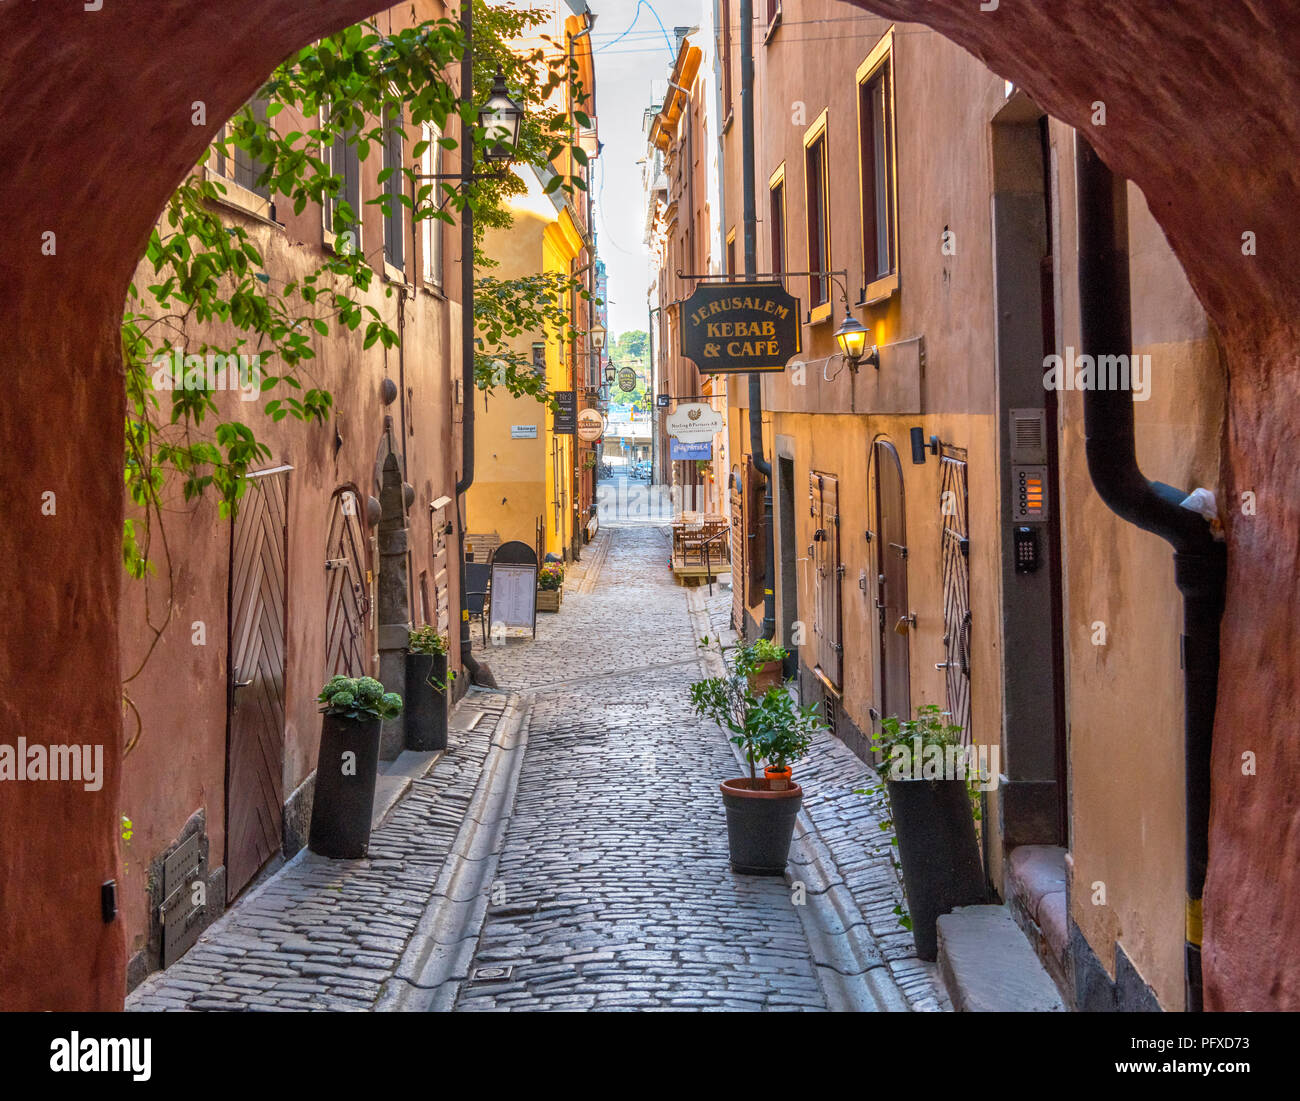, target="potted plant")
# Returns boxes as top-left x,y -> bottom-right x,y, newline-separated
405,625 -> 452,752
744,637 -> 788,696
308,675 -> 403,859
690,638 -> 824,875
866,704 -> 989,960
537,561 -> 564,612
